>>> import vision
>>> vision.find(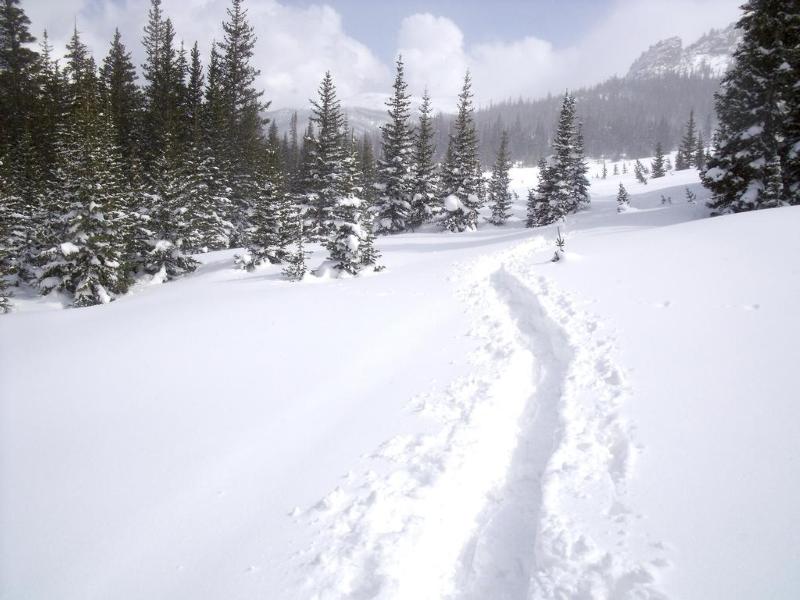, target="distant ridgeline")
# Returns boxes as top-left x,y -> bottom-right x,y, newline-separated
468,24 -> 741,164
462,73 -> 722,165
268,24 -> 738,166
